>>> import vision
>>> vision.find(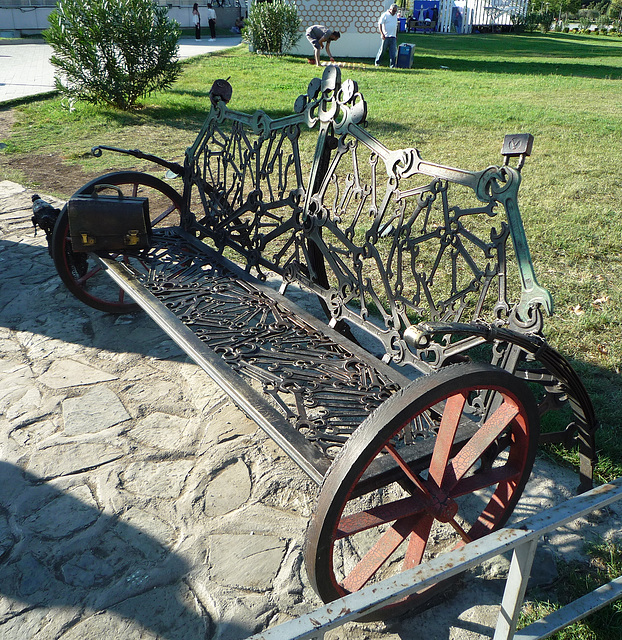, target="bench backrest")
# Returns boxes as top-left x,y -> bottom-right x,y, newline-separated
184,66 -> 552,374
